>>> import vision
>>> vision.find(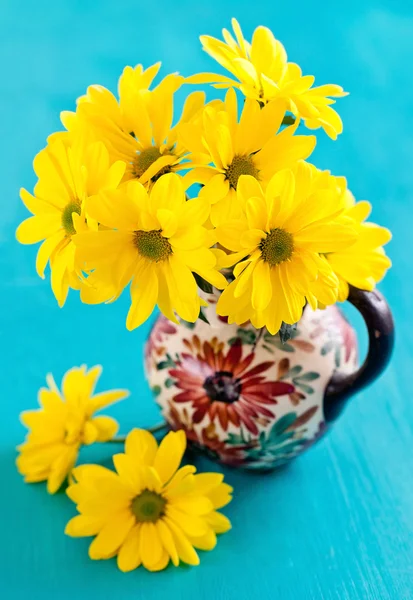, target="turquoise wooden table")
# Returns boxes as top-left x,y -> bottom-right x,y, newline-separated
1,0 -> 412,598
